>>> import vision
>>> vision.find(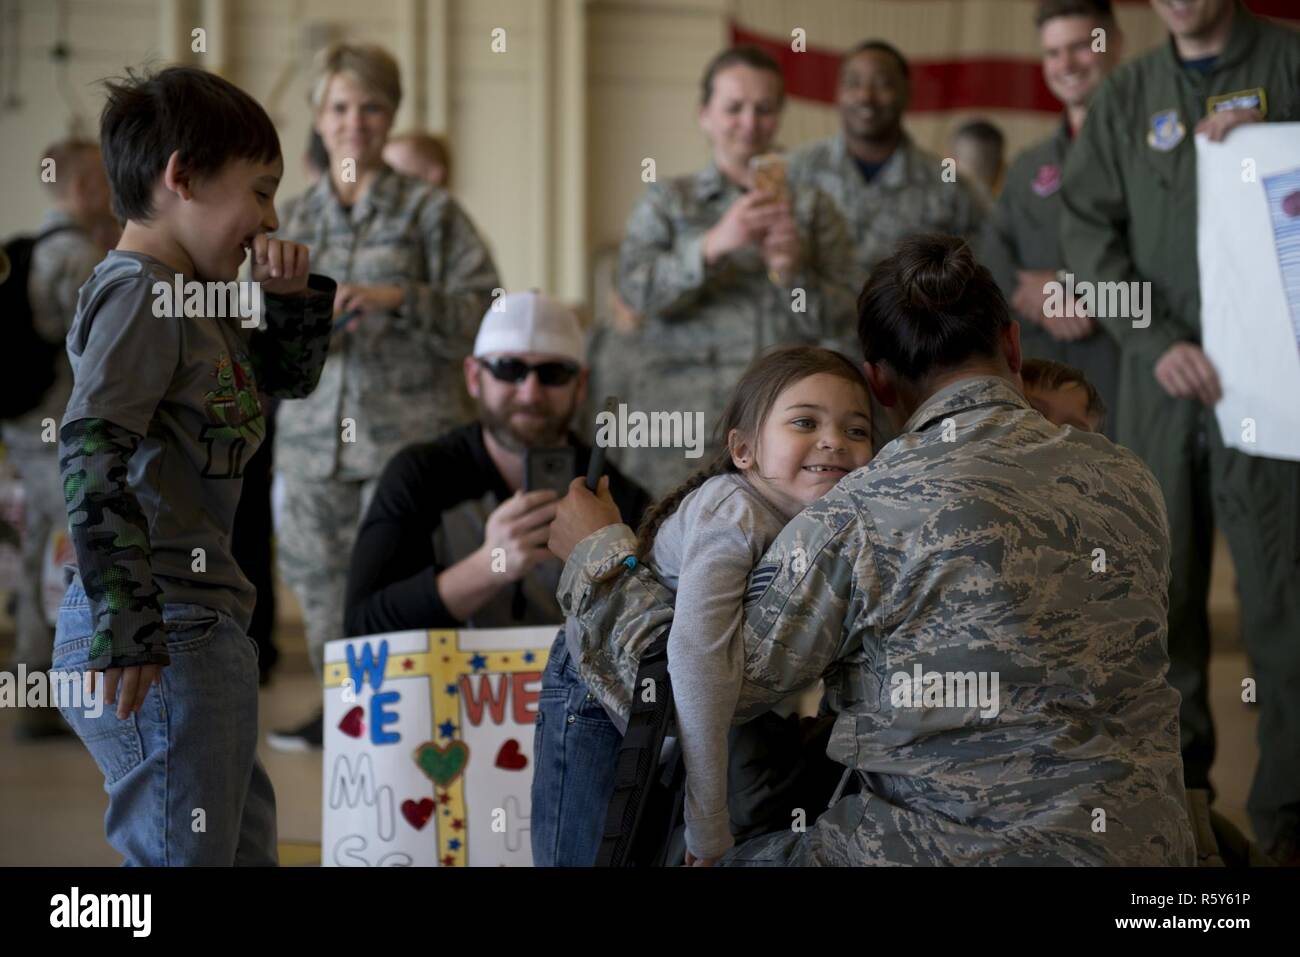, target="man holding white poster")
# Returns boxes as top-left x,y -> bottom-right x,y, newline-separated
1061,0 -> 1300,864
